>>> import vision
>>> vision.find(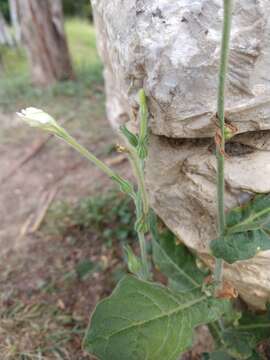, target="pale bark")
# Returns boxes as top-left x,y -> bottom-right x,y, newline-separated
19,0 -> 74,86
